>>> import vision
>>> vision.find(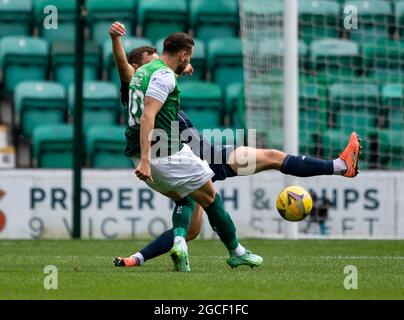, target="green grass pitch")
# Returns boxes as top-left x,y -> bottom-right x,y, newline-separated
1,239 -> 403,300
